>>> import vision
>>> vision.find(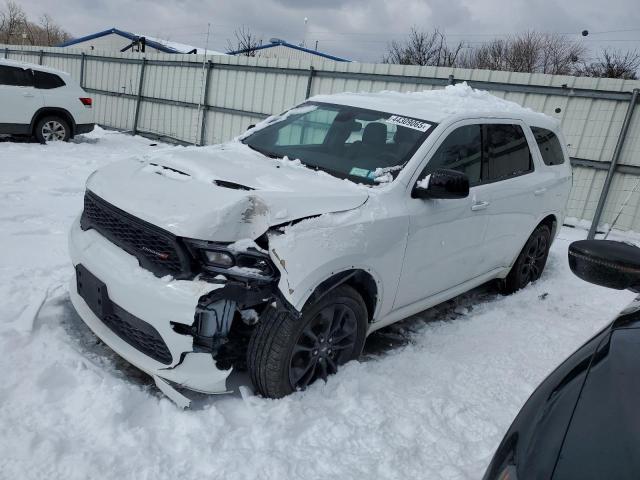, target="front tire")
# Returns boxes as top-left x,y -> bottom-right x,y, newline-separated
35,116 -> 71,143
502,224 -> 551,294
247,285 -> 368,398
